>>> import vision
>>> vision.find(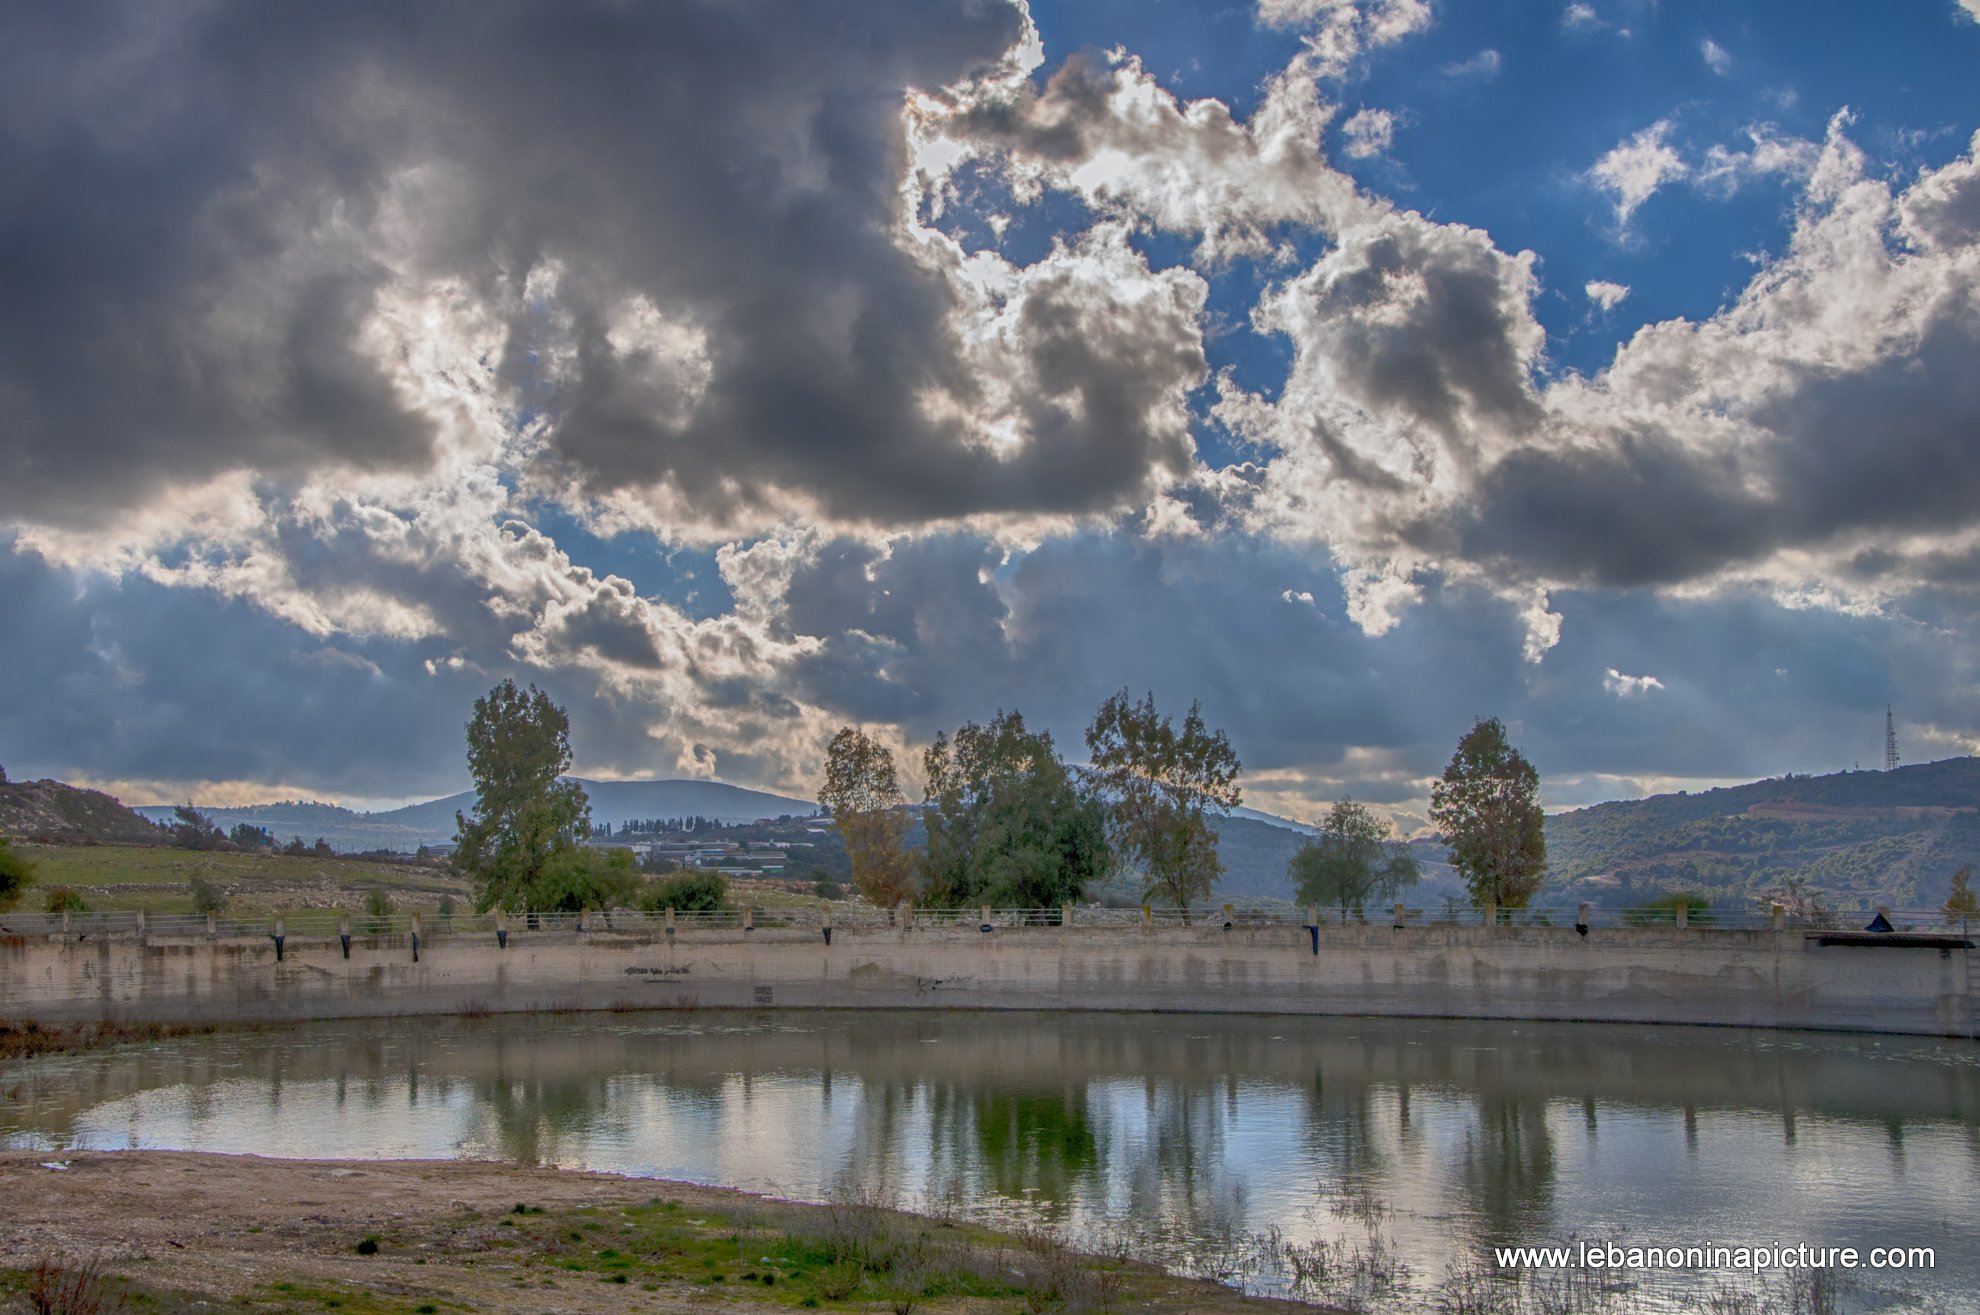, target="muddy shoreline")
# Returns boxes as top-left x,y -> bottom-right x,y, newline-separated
0,1150 -> 1323,1313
